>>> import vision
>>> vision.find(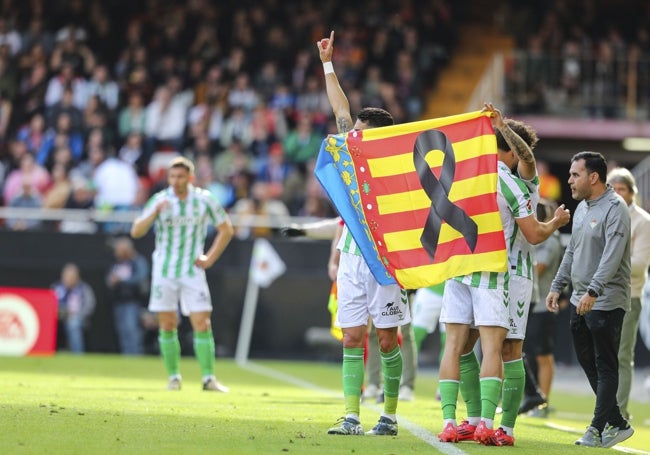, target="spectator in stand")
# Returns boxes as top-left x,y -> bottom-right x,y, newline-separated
294,76 -> 330,128
118,91 -> 147,140
82,95 -> 113,142
43,62 -> 87,111
121,64 -> 154,106
93,148 -> 139,233
20,16 -> 55,56
52,262 -> 96,353
85,63 -> 119,111
268,83 -> 296,120
256,142 -> 292,198
144,84 -> 187,154
3,137 -> 28,176
254,60 -> 283,103
228,72 -> 258,112
45,85 -> 84,131
213,138 -> 254,185
219,106 -> 254,151
282,112 -> 322,169
0,18 -> 22,57
3,151 -> 50,203
60,176 -> 96,234
16,112 -> 46,156
43,161 -> 72,209
37,111 -> 84,166
6,177 -> 43,231
231,180 -> 290,240
186,87 -> 226,149
106,236 -> 150,355
49,26 -> 95,76
15,61 -> 48,126
118,132 -> 148,177
249,101 -> 287,161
